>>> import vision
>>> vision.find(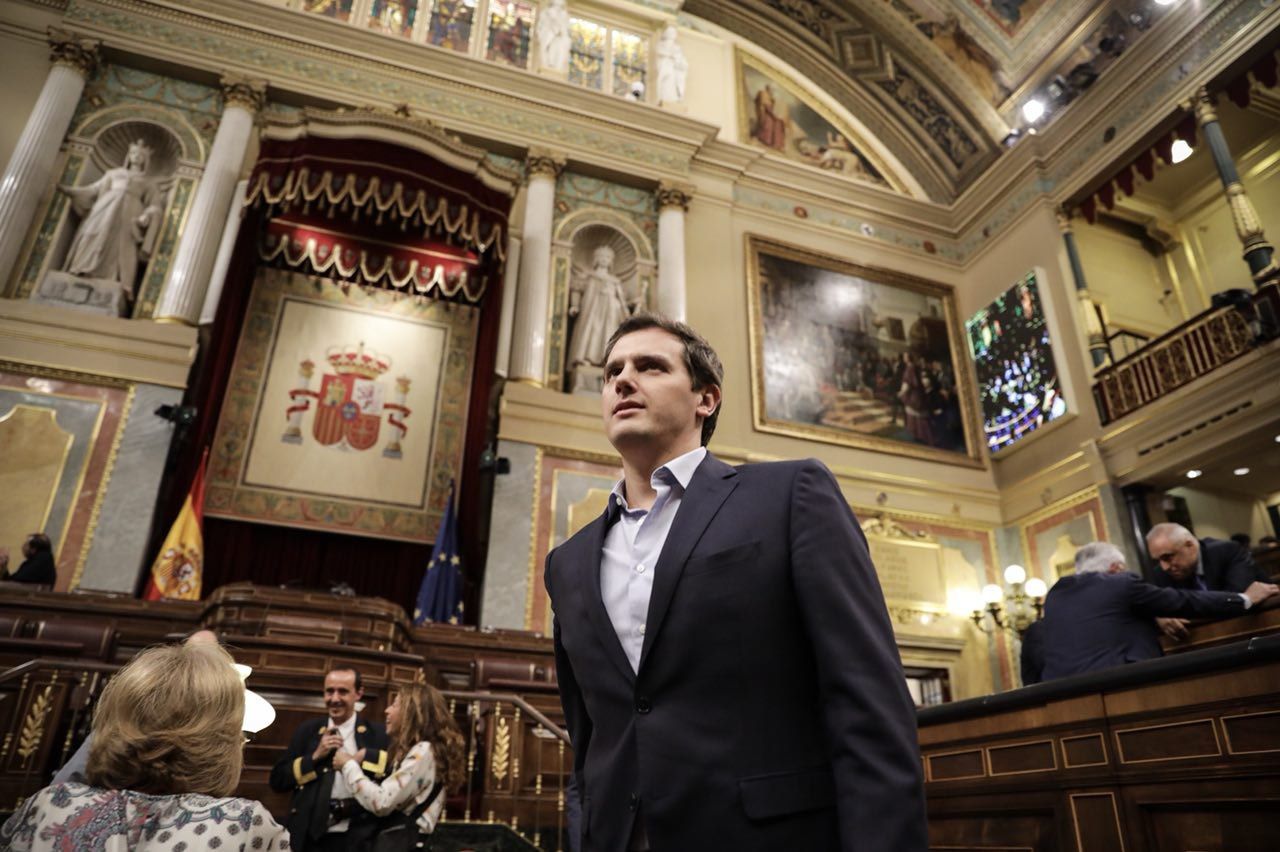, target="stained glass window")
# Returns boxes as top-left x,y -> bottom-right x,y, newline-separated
485,0 -> 534,69
428,0 -> 476,53
610,29 -> 647,98
302,0 -> 354,23
368,0 -> 418,39
569,17 -> 606,90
